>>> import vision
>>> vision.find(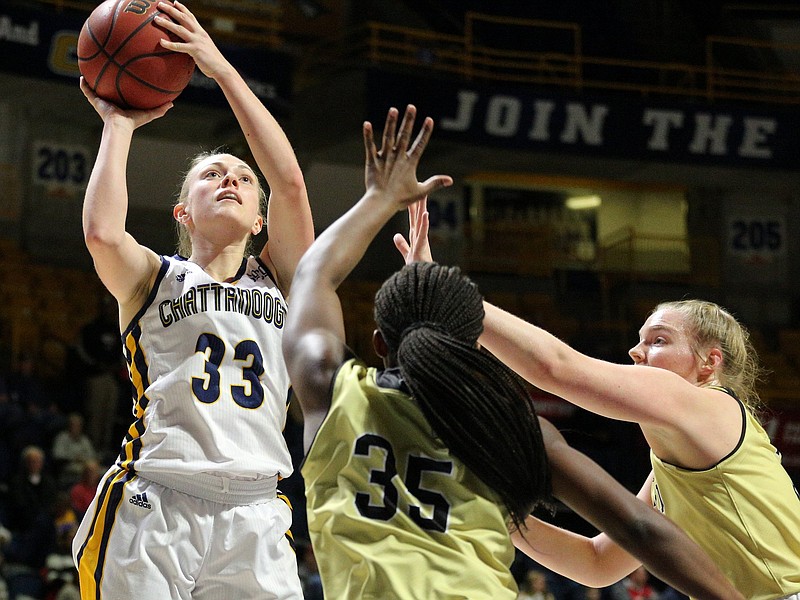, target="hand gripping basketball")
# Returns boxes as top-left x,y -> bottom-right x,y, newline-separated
77,0 -> 195,109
